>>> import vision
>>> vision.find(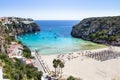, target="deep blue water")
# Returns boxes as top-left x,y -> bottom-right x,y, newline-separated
17,20 -> 96,55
